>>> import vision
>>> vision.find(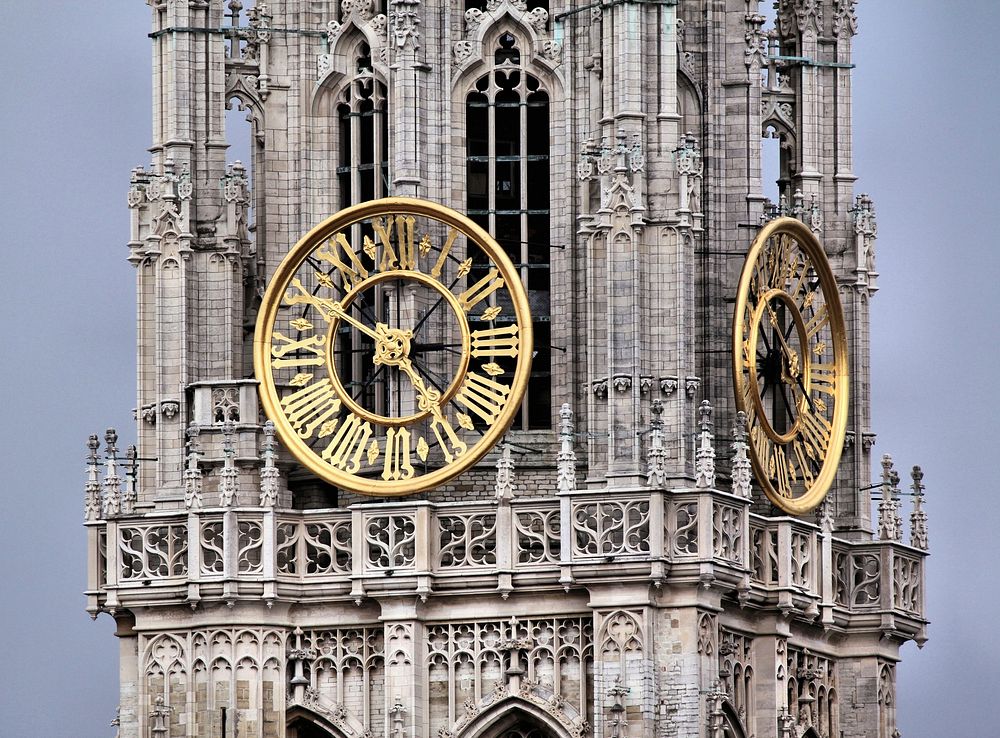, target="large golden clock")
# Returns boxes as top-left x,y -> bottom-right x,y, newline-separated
254,198 -> 532,496
732,217 -> 849,514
